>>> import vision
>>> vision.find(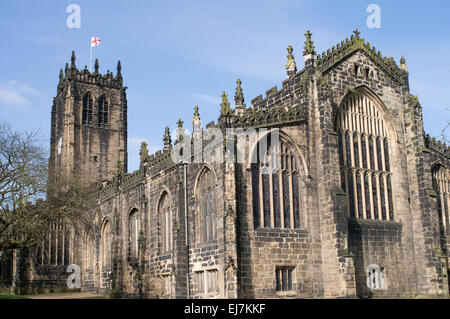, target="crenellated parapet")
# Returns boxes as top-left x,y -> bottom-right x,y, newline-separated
57,51 -> 123,95
316,29 -> 406,84
147,149 -> 177,177
98,174 -> 120,199
425,134 -> 450,158
247,71 -> 307,107
121,168 -> 146,191
231,101 -> 306,129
